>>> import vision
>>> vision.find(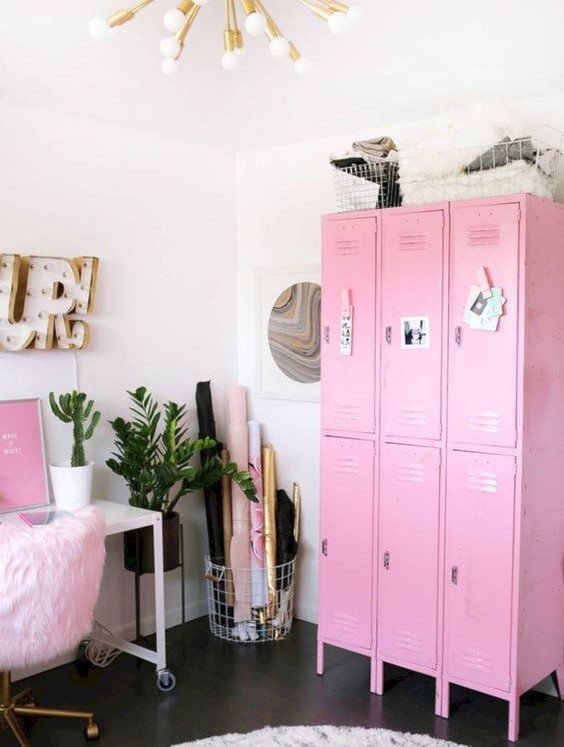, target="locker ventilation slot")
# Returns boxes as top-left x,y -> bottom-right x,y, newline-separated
335,240 -> 361,257
467,411 -> 500,433
395,463 -> 425,484
397,407 -> 427,428
394,630 -> 424,653
398,233 -> 428,251
332,613 -> 359,636
332,457 -> 360,475
333,403 -> 362,421
467,225 -> 501,246
466,470 -> 498,493
461,649 -> 494,674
